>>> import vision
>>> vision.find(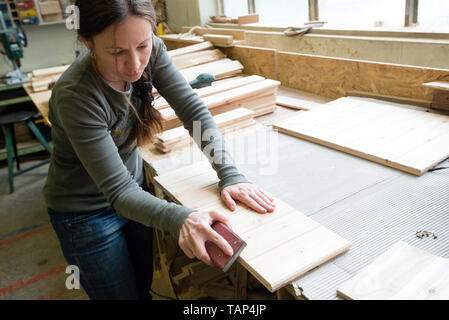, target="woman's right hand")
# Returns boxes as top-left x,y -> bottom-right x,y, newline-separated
178,210 -> 234,266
